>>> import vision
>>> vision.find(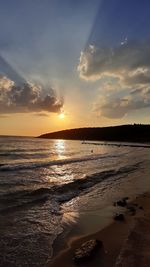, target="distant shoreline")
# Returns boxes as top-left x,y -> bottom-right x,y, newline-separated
82,141 -> 150,148
38,124 -> 150,144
